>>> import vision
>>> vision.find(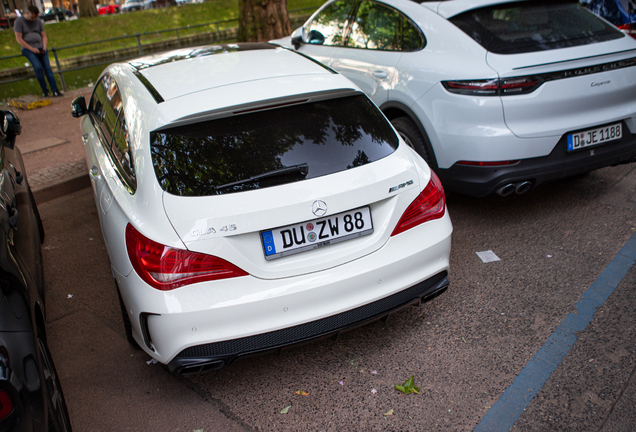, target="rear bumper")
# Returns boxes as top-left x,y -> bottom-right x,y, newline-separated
439,120 -> 636,197
117,208 -> 452,368
168,271 -> 449,374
